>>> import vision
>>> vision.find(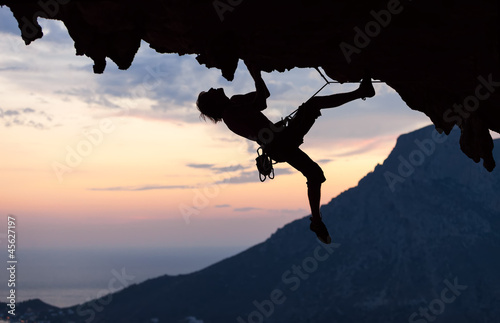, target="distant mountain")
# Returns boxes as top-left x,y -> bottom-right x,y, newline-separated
19,125 -> 500,322
0,299 -> 61,322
